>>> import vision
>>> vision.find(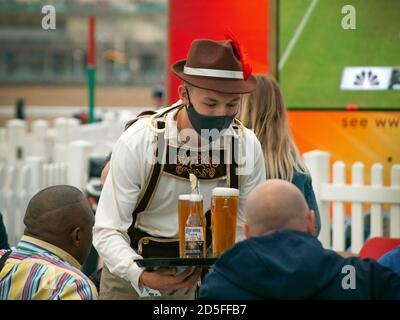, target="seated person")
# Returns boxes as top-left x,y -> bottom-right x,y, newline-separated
0,212 -> 9,250
379,246 -> 400,275
198,180 -> 400,300
0,185 -> 98,300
